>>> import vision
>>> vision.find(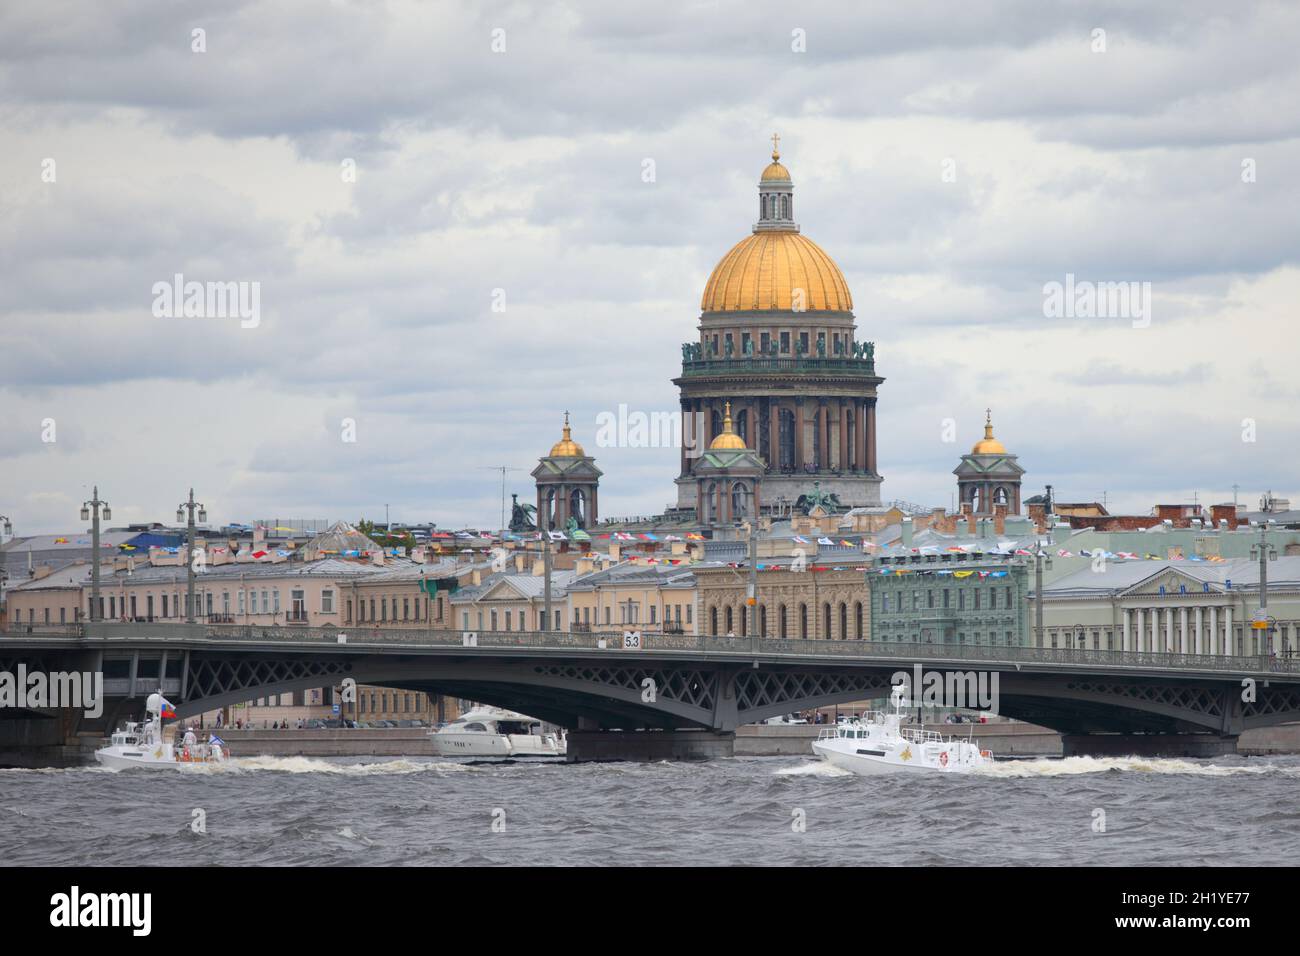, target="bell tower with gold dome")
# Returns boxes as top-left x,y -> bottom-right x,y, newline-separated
673,137 -> 883,517
533,412 -> 602,530
953,409 -> 1024,515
